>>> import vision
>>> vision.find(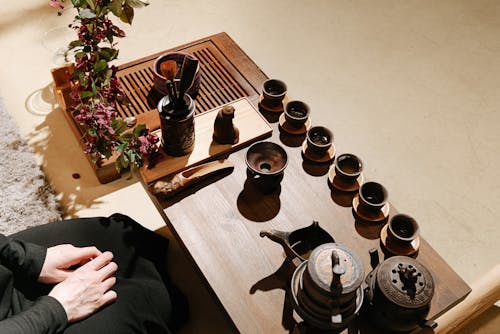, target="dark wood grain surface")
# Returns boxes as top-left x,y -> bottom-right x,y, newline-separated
141,33 -> 471,333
